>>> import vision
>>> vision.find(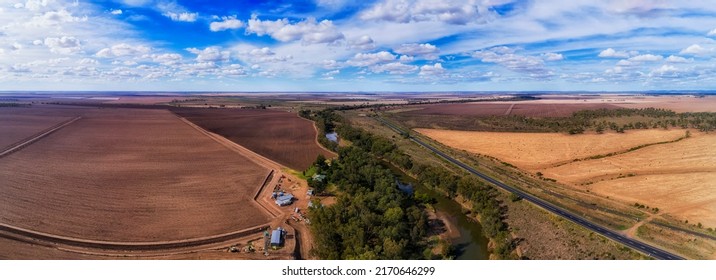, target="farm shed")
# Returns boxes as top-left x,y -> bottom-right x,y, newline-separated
271,228 -> 284,247
275,194 -> 294,206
